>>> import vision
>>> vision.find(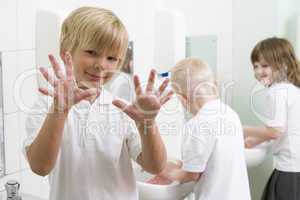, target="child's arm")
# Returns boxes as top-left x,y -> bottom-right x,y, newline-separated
243,126 -> 282,146
26,106 -> 69,176
148,161 -> 201,184
26,53 -> 99,176
166,167 -> 201,183
113,70 -> 173,174
135,123 -> 167,174
244,136 -> 267,148
173,170 -> 201,183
